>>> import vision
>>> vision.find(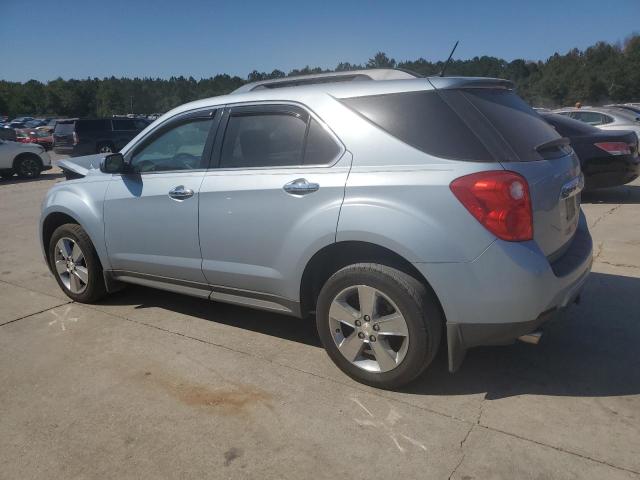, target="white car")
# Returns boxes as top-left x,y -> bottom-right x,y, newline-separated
0,139 -> 52,179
